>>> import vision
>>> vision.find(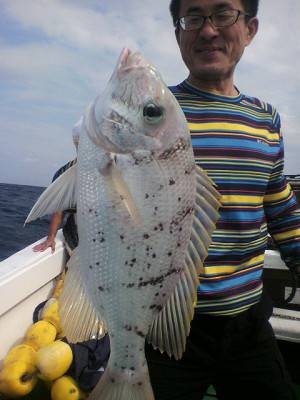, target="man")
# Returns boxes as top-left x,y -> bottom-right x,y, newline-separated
146,1 -> 300,399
